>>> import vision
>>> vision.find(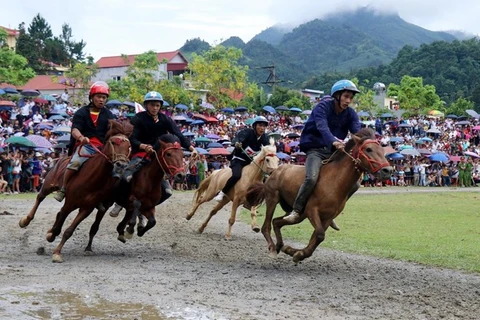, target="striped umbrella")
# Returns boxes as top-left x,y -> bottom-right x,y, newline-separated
26,135 -> 53,148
